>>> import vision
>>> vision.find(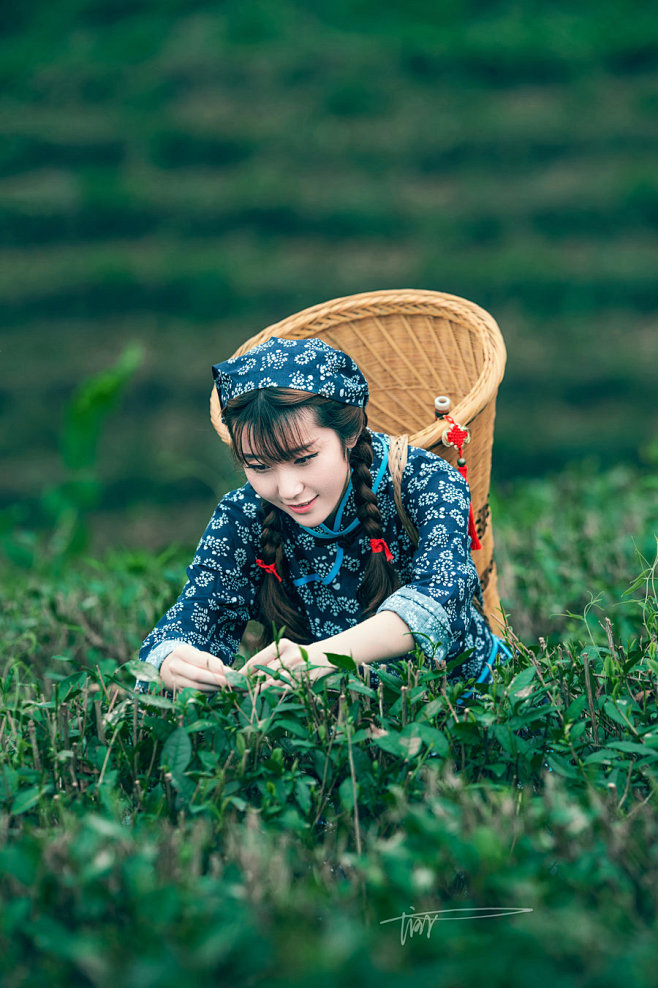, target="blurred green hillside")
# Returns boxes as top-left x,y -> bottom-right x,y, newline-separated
2,0 -> 657,550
